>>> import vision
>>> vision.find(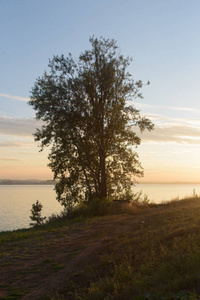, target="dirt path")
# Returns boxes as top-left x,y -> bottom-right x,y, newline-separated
0,214 -> 146,299
24,214 -> 147,299
0,203 -> 193,299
